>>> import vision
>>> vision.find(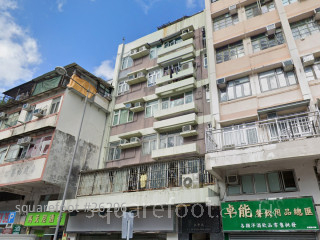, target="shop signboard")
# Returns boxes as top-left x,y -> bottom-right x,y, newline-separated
12,224 -> 22,234
24,212 -> 67,227
0,211 -> 16,224
2,228 -> 13,234
221,197 -> 319,232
